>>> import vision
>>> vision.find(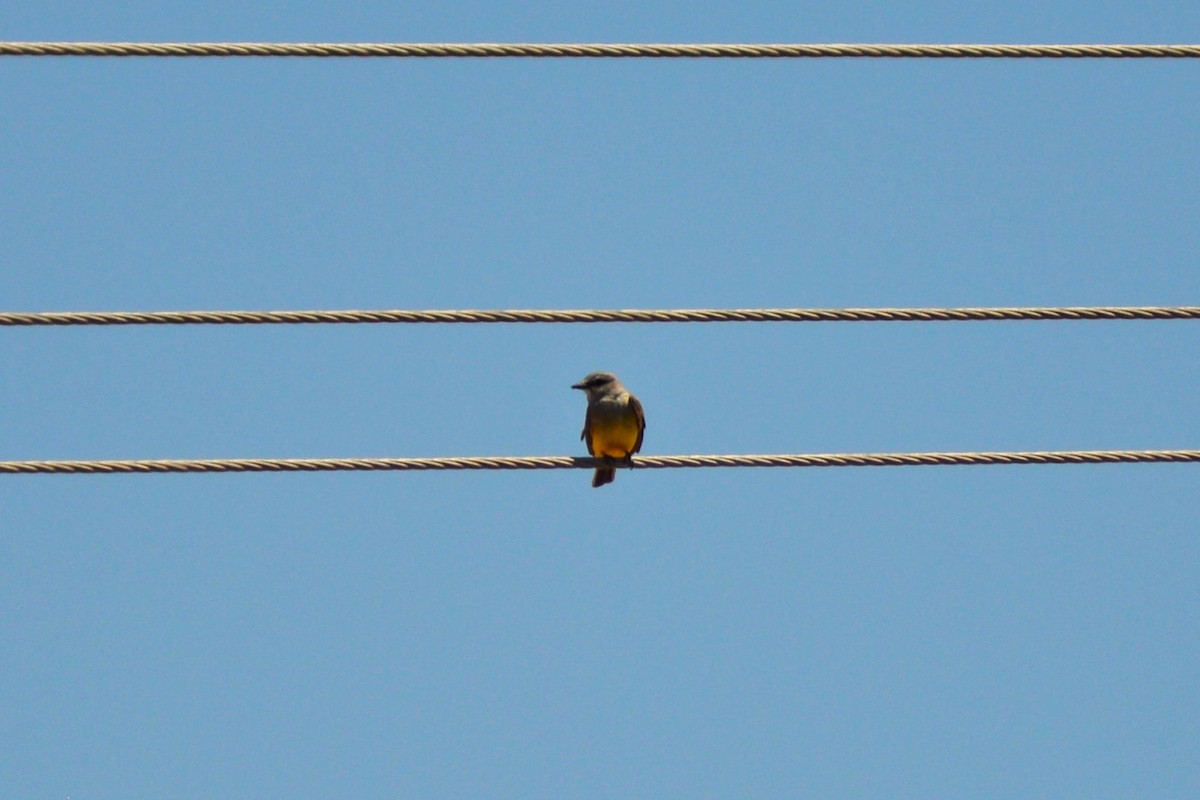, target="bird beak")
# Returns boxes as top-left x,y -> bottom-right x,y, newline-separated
571,382 -> 585,390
